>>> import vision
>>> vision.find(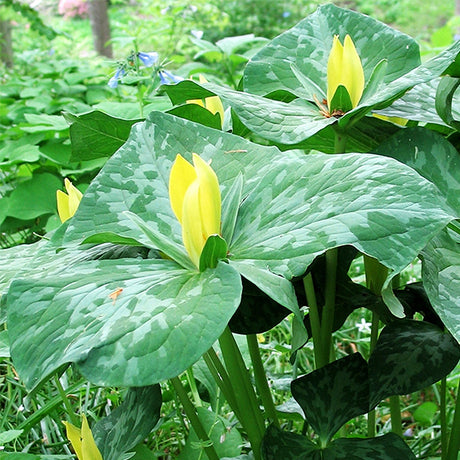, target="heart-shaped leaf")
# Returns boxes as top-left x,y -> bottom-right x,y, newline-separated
291,353 -> 369,445
368,320 -> 460,408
